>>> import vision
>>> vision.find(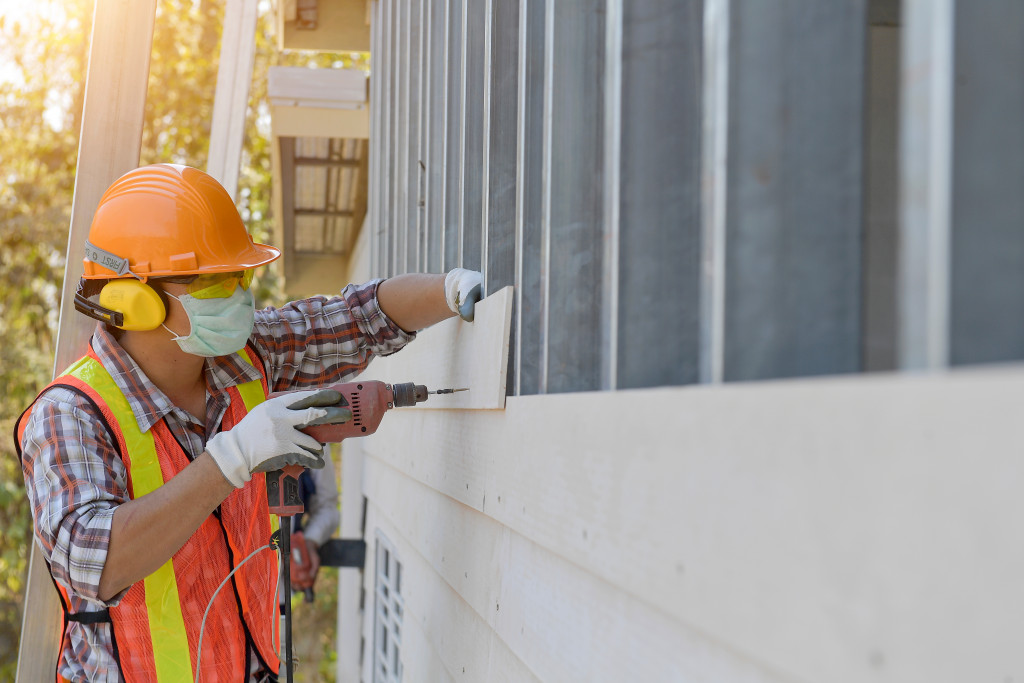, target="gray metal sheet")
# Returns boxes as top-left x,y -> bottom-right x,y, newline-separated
514,0 -> 546,396
443,0 -> 464,271
722,0 -> 866,381
384,0 -> 398,276
949,1 -> 1024,364
425,0 -> 446,272
485,0 -> 519,295
616,0 -> 703,389
544,0 -> 606,394
396,0 -> 411,273
863,25 -> 900,371
405,0 -> 423,273
459,0 -> 486,271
